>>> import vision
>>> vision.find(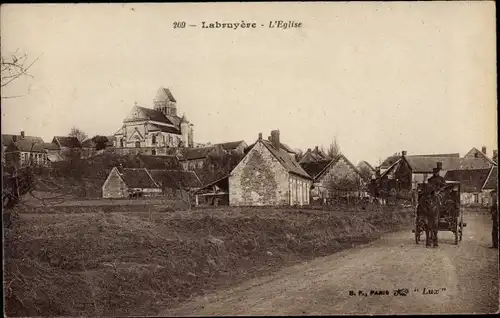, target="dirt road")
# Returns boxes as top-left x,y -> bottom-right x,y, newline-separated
163,213 -> 499,315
